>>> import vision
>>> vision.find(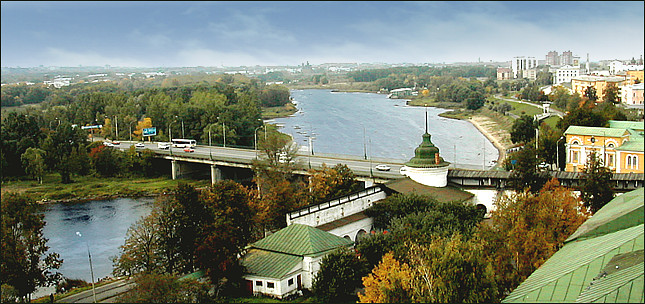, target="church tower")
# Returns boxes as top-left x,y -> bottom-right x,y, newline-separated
400,109 -> 450,187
